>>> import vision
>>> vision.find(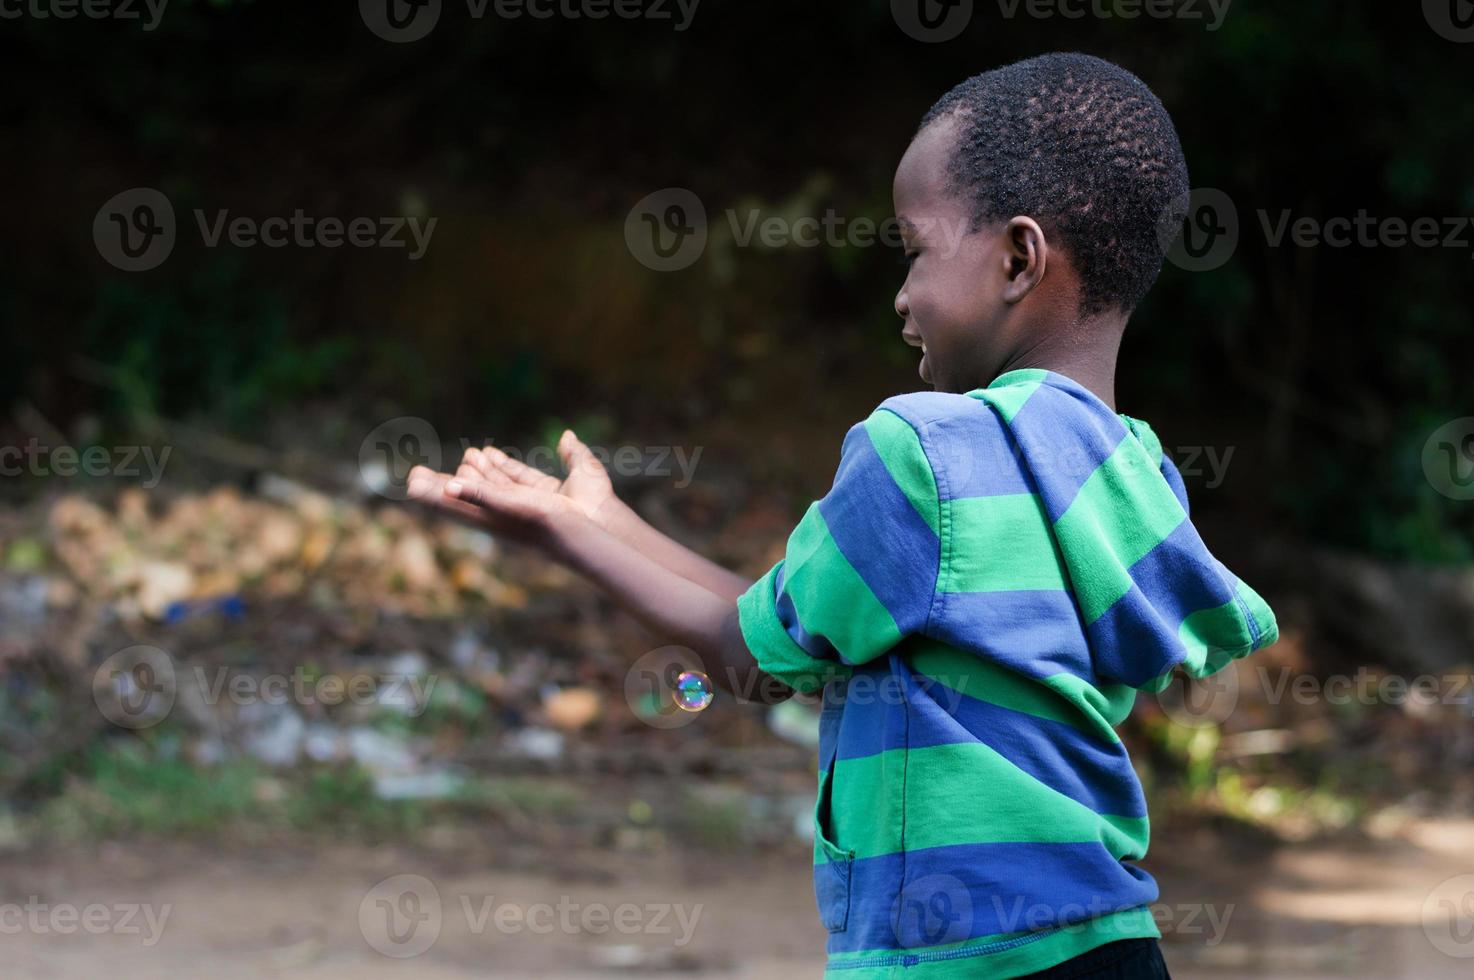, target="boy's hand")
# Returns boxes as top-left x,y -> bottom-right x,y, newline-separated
404,430 -> 619,548
402,427 -> 773,701
472,430 -> 623,529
